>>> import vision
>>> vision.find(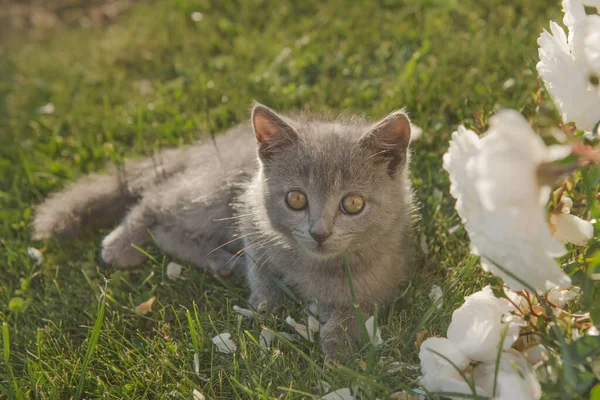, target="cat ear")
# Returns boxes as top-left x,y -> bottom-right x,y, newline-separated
360,110 -> 411,174
251,103 -> 298,159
